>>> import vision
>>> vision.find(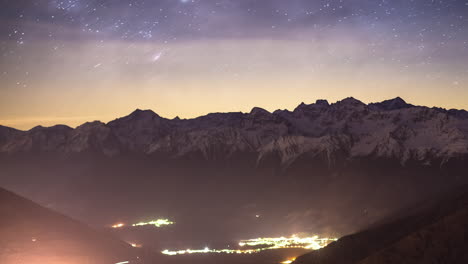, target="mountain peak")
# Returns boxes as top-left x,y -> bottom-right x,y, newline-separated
392,96 -> 405,102
31,125 -> 45,130
294,100 -> 330,112
116,109 -> 159,122
75,121 -> 107,132
293,102 -> 307,111
29,124 -> 72,132
129,109 -> 158,118
336,97 -> 365,106
370,97 -> 412,111
250,107 -> 270,116
315,99 -> 329,106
